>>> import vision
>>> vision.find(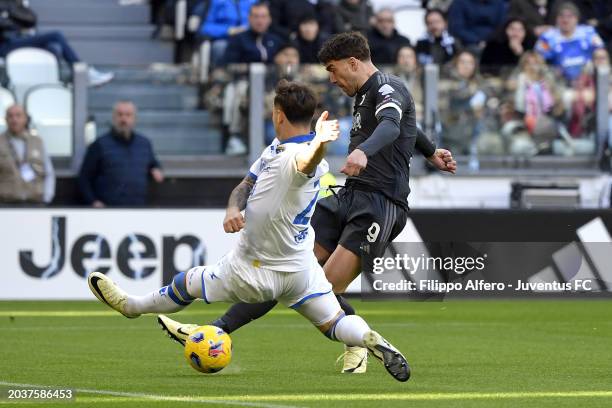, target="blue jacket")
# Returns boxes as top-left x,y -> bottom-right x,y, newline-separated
78,130 -> 161,206
223,29 -> 284,63
196,0 -> 256,40
448,0 -> 506,45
